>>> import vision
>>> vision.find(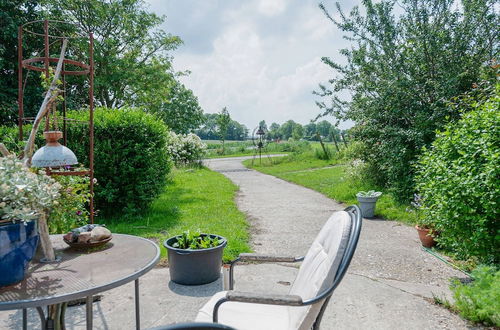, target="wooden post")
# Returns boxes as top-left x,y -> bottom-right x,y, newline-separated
316,133 -> 329,159
23,38 -> 68,167
331,133 -> 340,152
341,132 -> 348,148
